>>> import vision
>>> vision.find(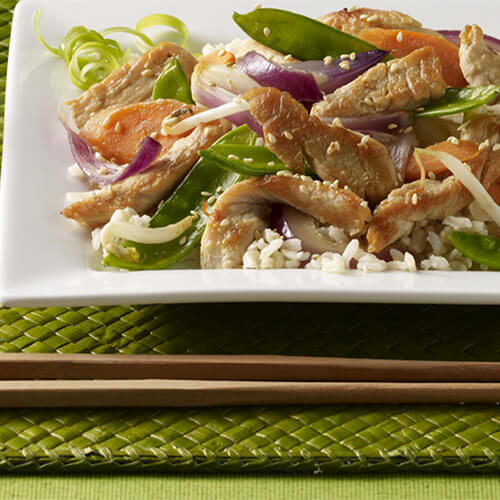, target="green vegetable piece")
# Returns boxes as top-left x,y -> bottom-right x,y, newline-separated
233,8 -> 380,60
103,125 -> 257,270
199,144 -> 288,176
414,86 -> 500,119
152,57 -> 194,103
449,231 -> 500,269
